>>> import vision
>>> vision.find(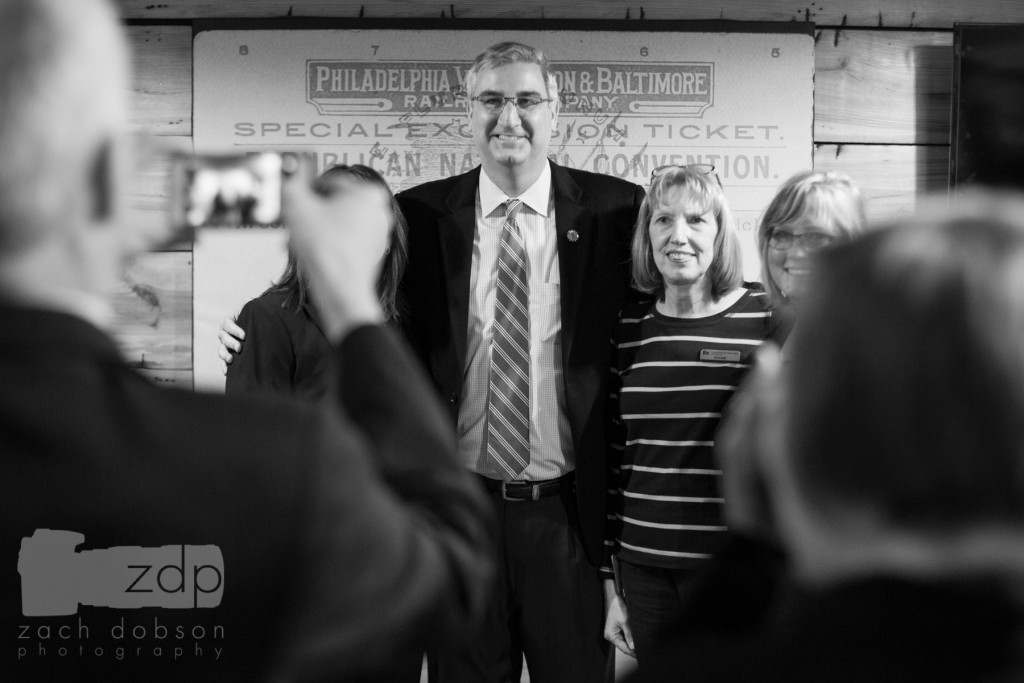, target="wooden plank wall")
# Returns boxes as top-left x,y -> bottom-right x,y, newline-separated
114,0 -> 1024,383
121,0 -> 1024,222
